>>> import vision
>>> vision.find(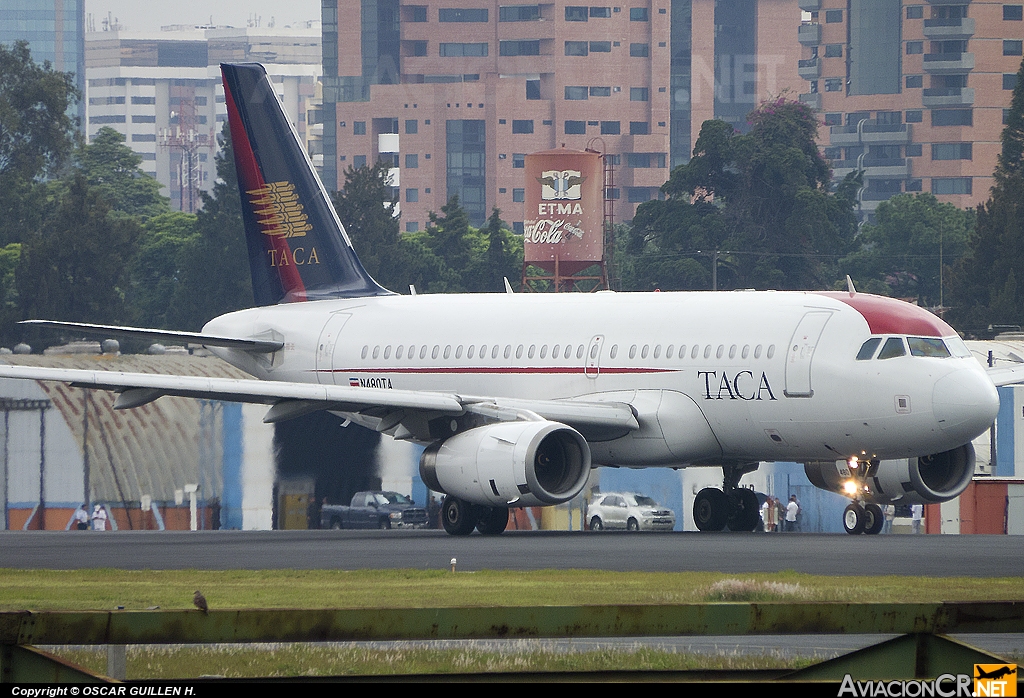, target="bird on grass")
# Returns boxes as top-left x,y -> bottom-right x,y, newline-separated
193,590 -> 208,614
